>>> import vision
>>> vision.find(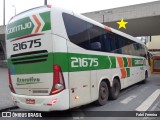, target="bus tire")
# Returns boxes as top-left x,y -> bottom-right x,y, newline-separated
142,71 -> 148,84
109,78 -> 120,100
96,81 -> 109,106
